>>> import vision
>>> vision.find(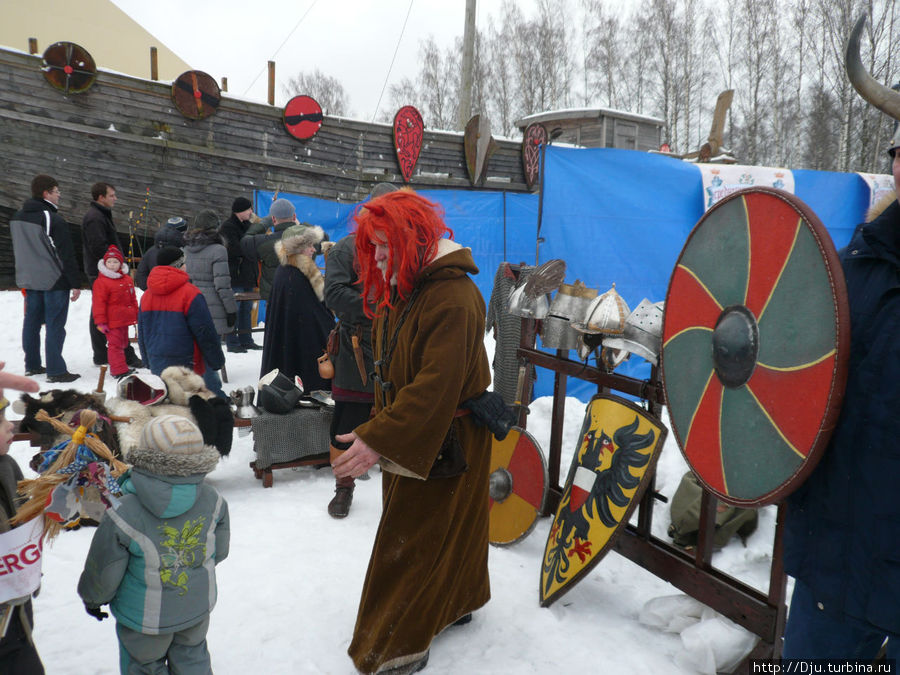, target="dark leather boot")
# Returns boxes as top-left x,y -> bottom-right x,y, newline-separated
328,478 -> 354,518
